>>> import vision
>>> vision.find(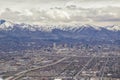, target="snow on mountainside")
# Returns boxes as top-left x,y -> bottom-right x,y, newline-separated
0,20 -> 15,30
0,19 -> 120,31
0,19 -> 14,30
0,20 -> 120,48
106,25 -> 120,31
